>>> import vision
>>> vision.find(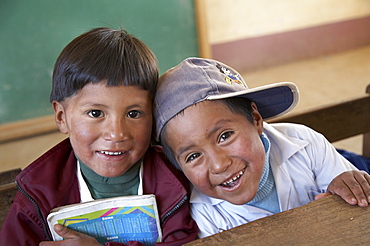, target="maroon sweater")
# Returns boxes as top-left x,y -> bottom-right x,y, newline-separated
0,139 -> 198,245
